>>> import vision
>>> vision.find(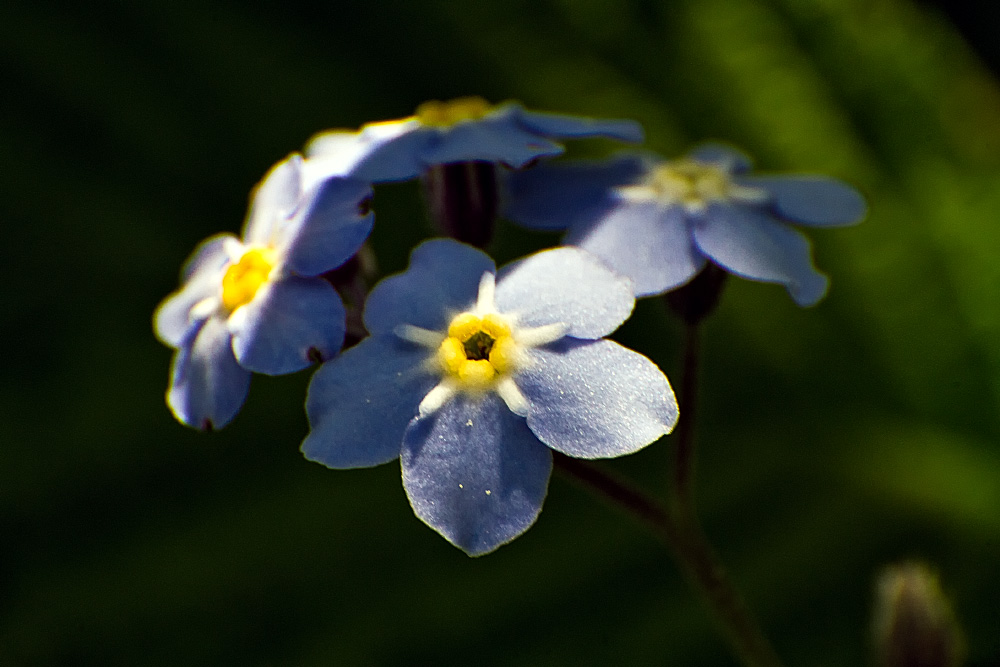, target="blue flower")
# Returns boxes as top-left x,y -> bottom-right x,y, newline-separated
302,239 -> 677,555
504,144 -> 867,306
303,96 -> 644,183
154,154 -> 374,430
